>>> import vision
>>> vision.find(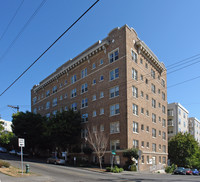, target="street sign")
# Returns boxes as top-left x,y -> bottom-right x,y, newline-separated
18,138 -> 25,147
111,150 -> 116,155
